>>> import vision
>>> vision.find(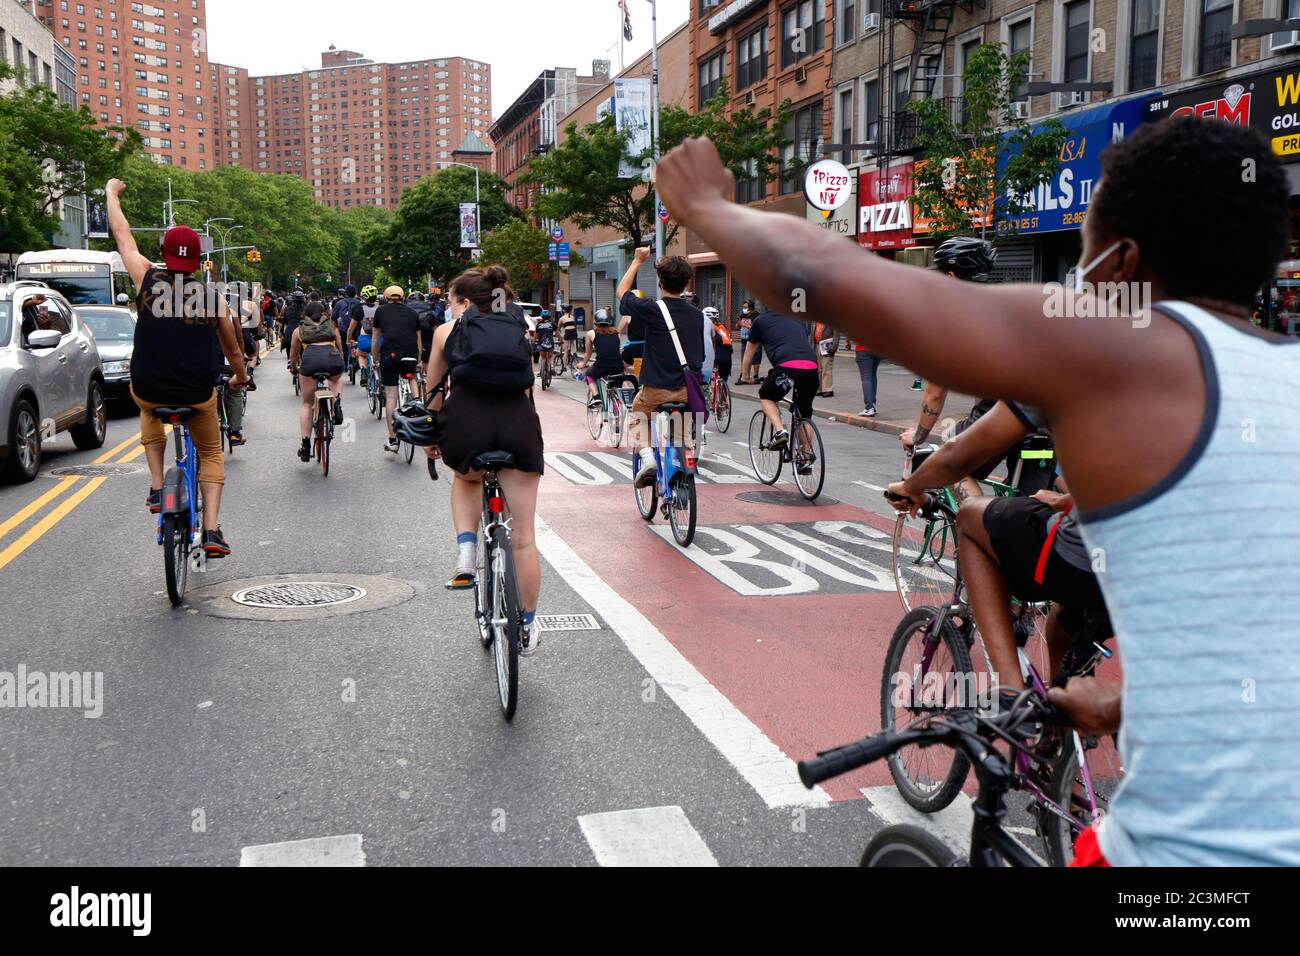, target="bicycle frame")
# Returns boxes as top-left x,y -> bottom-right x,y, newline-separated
157,420 -> 200,546
641,407 -> 697,503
